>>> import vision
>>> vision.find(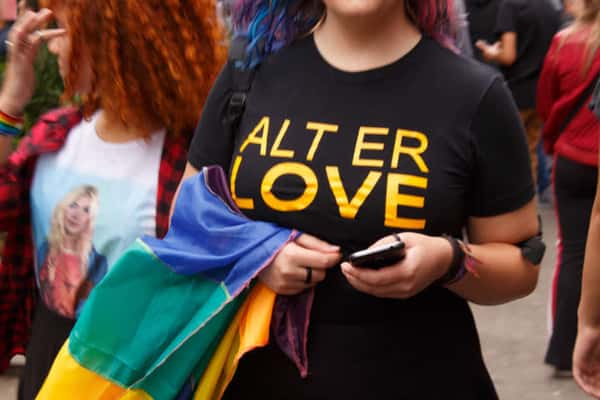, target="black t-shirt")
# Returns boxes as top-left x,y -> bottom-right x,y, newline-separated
466,0 -> 503,63
189,36 -> 533,399
495,0 -> 560,109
